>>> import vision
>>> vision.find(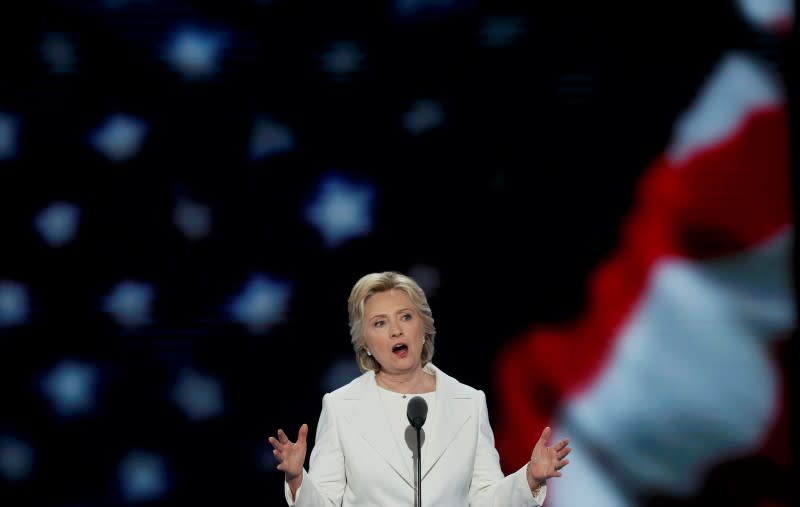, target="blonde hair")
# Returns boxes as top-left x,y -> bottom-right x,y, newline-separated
348,271 -> 436,372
